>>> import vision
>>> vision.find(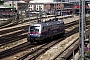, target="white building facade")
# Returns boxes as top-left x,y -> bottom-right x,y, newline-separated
29,3 -> 44,11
